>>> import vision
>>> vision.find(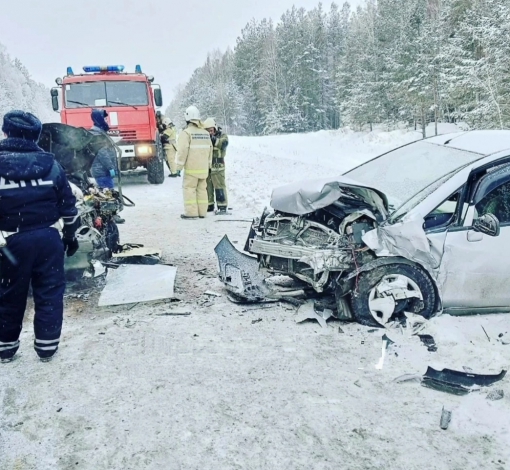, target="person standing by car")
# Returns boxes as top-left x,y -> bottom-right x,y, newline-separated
89,109 -> 125,224
90,109 -> 117,189
175,106 -> 212,219
161,118 -> 180,177
203,118 -> 229,214
0,110 -> 80,363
